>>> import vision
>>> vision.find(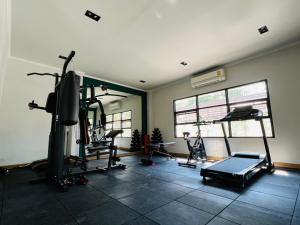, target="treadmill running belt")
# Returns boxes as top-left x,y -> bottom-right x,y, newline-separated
207,157 -> 263,173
